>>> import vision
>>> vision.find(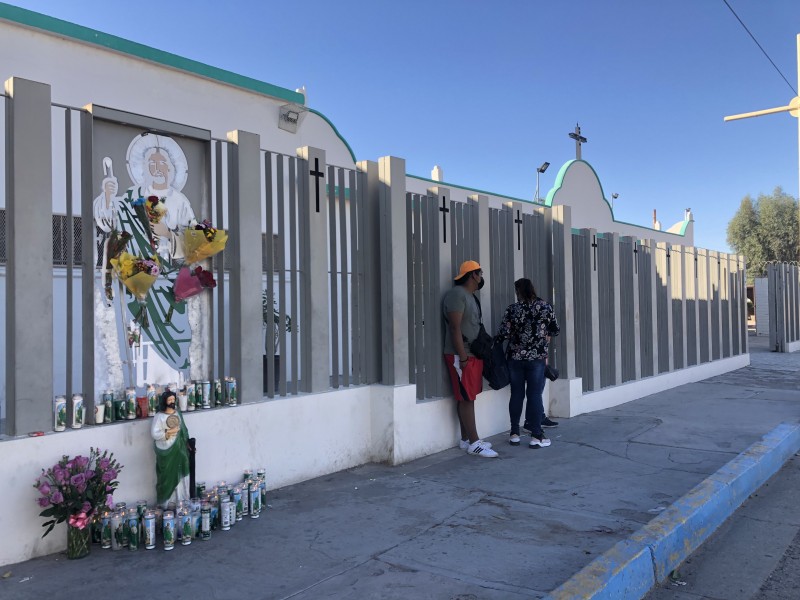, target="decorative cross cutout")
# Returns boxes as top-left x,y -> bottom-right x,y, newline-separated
310,157 -> 325,213
633,242 -> 638,275
592,235 -> 598,271
439,196 -> 450,243
666,247 -> 671,277
694,255 -> 698,279
514,210 -> 523,251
